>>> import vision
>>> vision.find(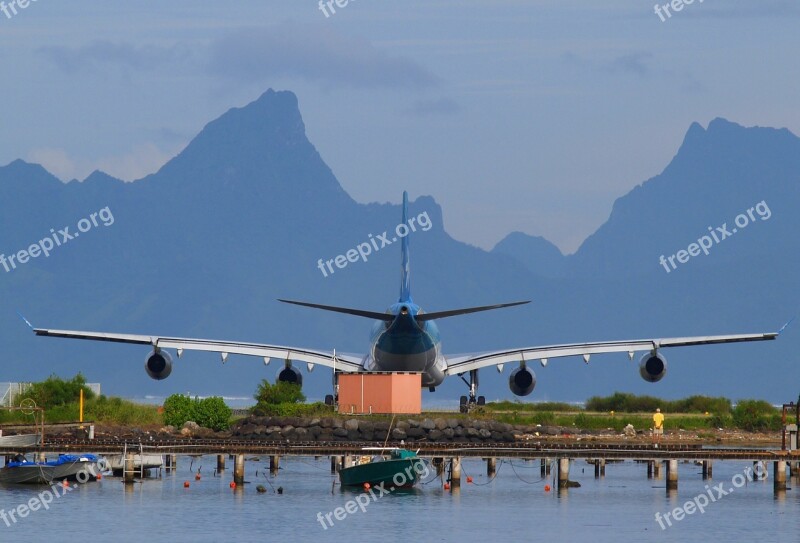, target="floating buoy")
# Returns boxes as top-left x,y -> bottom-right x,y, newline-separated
195,473 -> 201,481
96,474 -> 102,481
444,483 -> 451,490
363,483 -> 371,491
230,482 -> 236,489
544,484 -> 551,492
184,481 -> 190,488
256,485 -> 267,494
62,480 -> 69,488
466,476 -> 473,484
277,486 -> 283,495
